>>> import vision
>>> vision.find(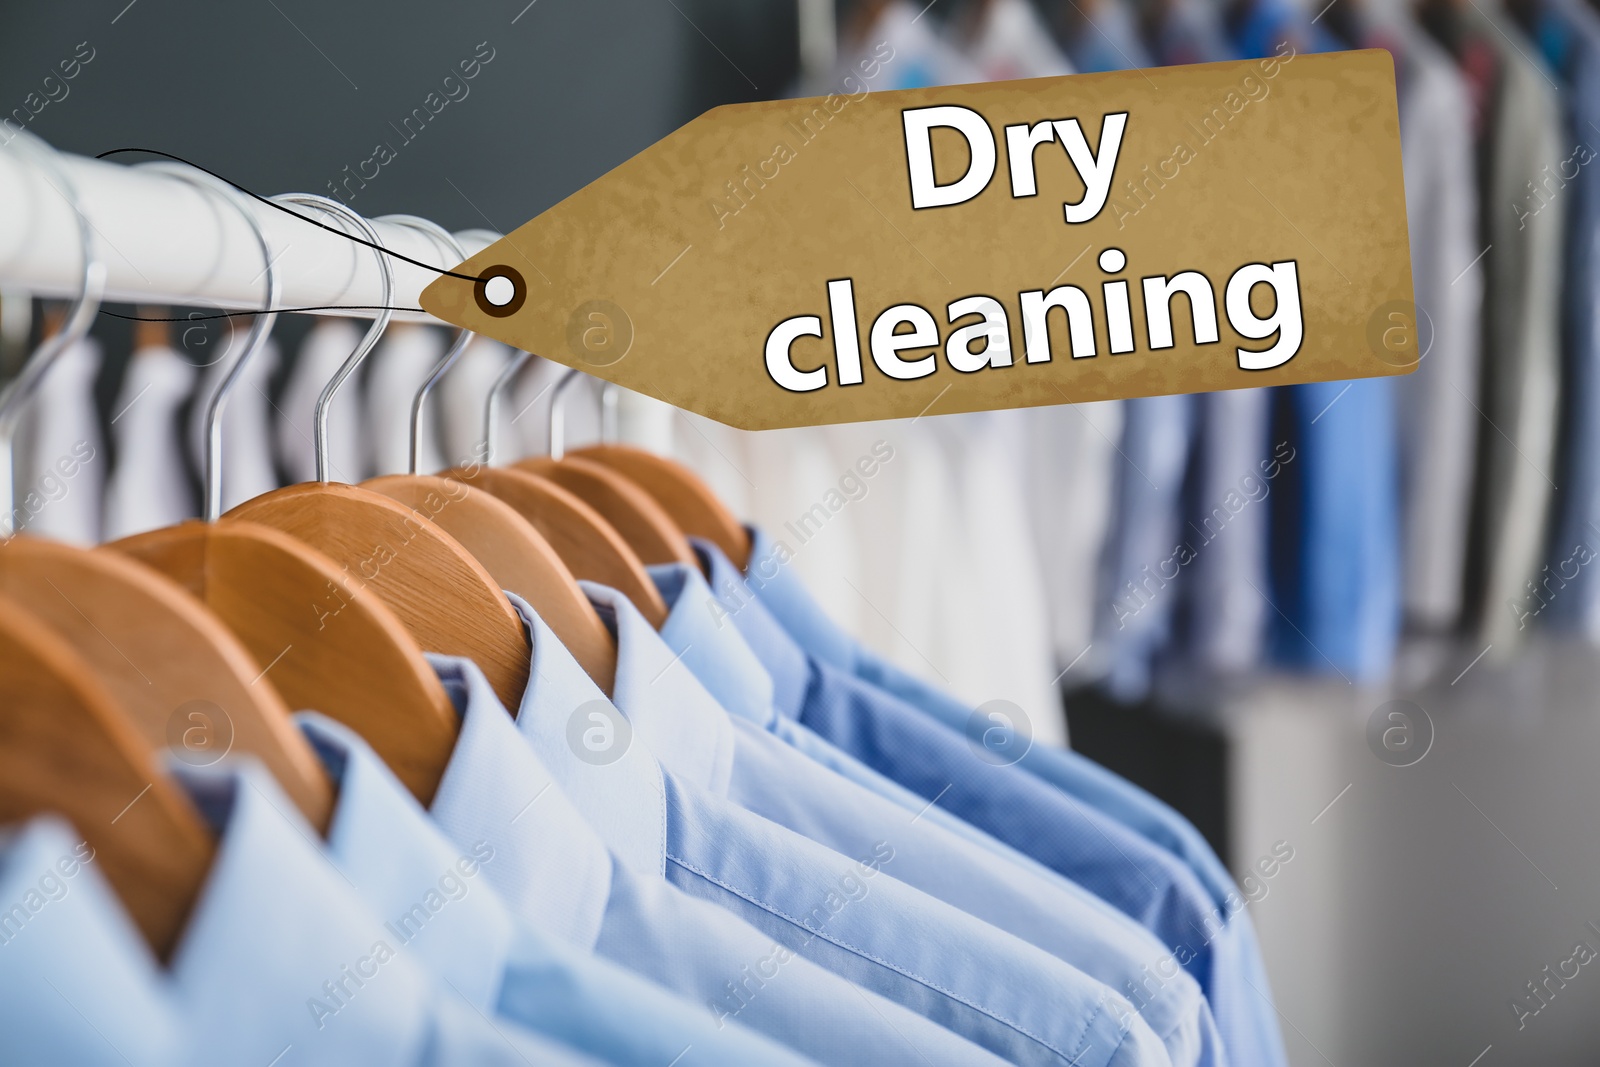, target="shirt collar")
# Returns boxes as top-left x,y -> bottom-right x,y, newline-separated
0,816 -> 180,1066
740,525 -> 860,673
692,534 -> 813,718
424,653 -> 612,952
167,759 -> 432,1065
500,591 -> 669,878
295,711 -> 515,1013
649,561 -> 777,728
581,579 -> 735,795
